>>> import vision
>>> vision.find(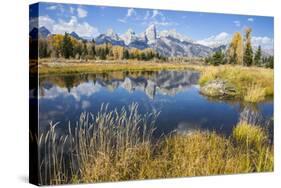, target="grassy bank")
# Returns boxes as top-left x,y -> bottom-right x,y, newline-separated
35,103 -> 273,185
198,65 -> 273,102
38,59 -> 200,75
